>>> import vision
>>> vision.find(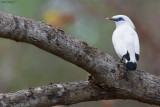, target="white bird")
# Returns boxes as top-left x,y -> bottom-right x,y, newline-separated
106,15 -> 140,70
